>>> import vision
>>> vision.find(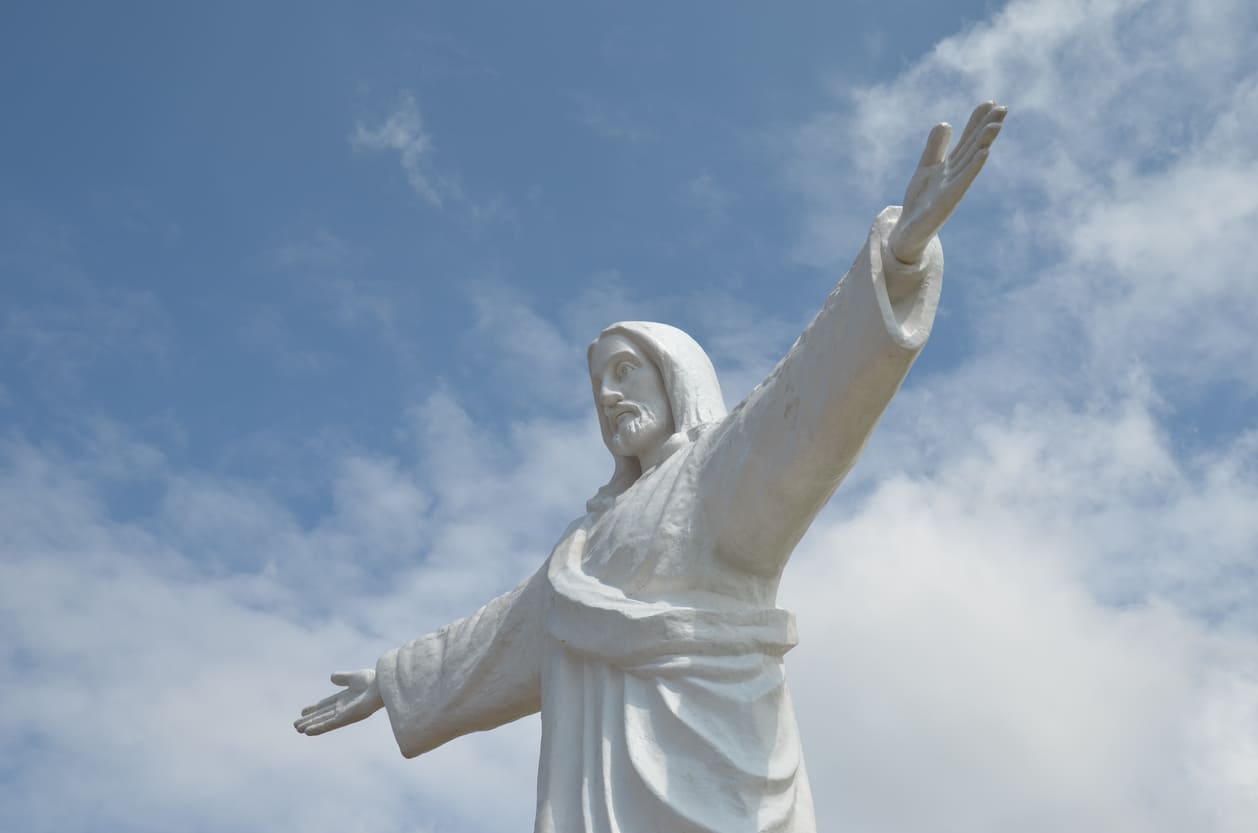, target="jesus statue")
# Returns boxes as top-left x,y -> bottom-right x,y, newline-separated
295,101 -> 1007,832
